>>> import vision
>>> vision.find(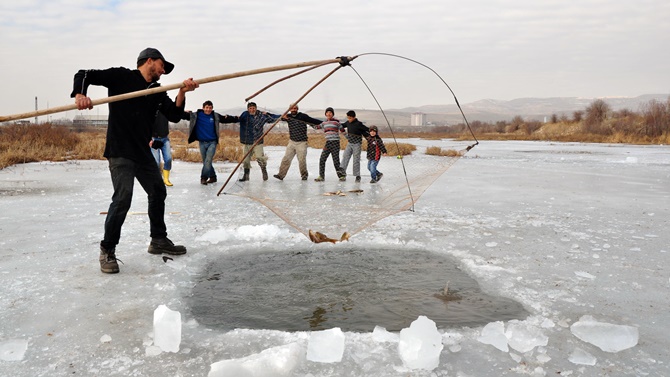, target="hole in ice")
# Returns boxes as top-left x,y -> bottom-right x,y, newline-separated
189,247 -> 528,332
